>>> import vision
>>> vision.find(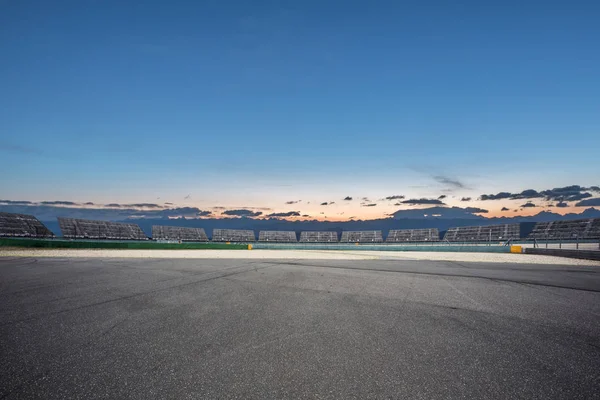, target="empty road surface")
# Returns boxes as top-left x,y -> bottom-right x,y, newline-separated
1,256 -> 599,399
